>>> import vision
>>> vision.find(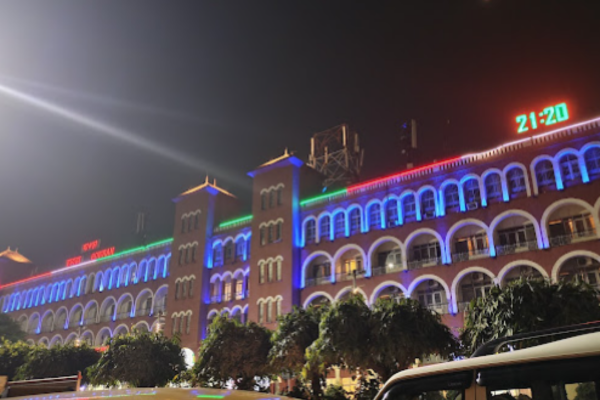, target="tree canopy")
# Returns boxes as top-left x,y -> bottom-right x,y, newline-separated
89,331 -> 186,387
193,316 -> 273,390
0,340 -> 32,380
461,278 -> 600,355
0,314 -> 26,342
17,344 -> 101,383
